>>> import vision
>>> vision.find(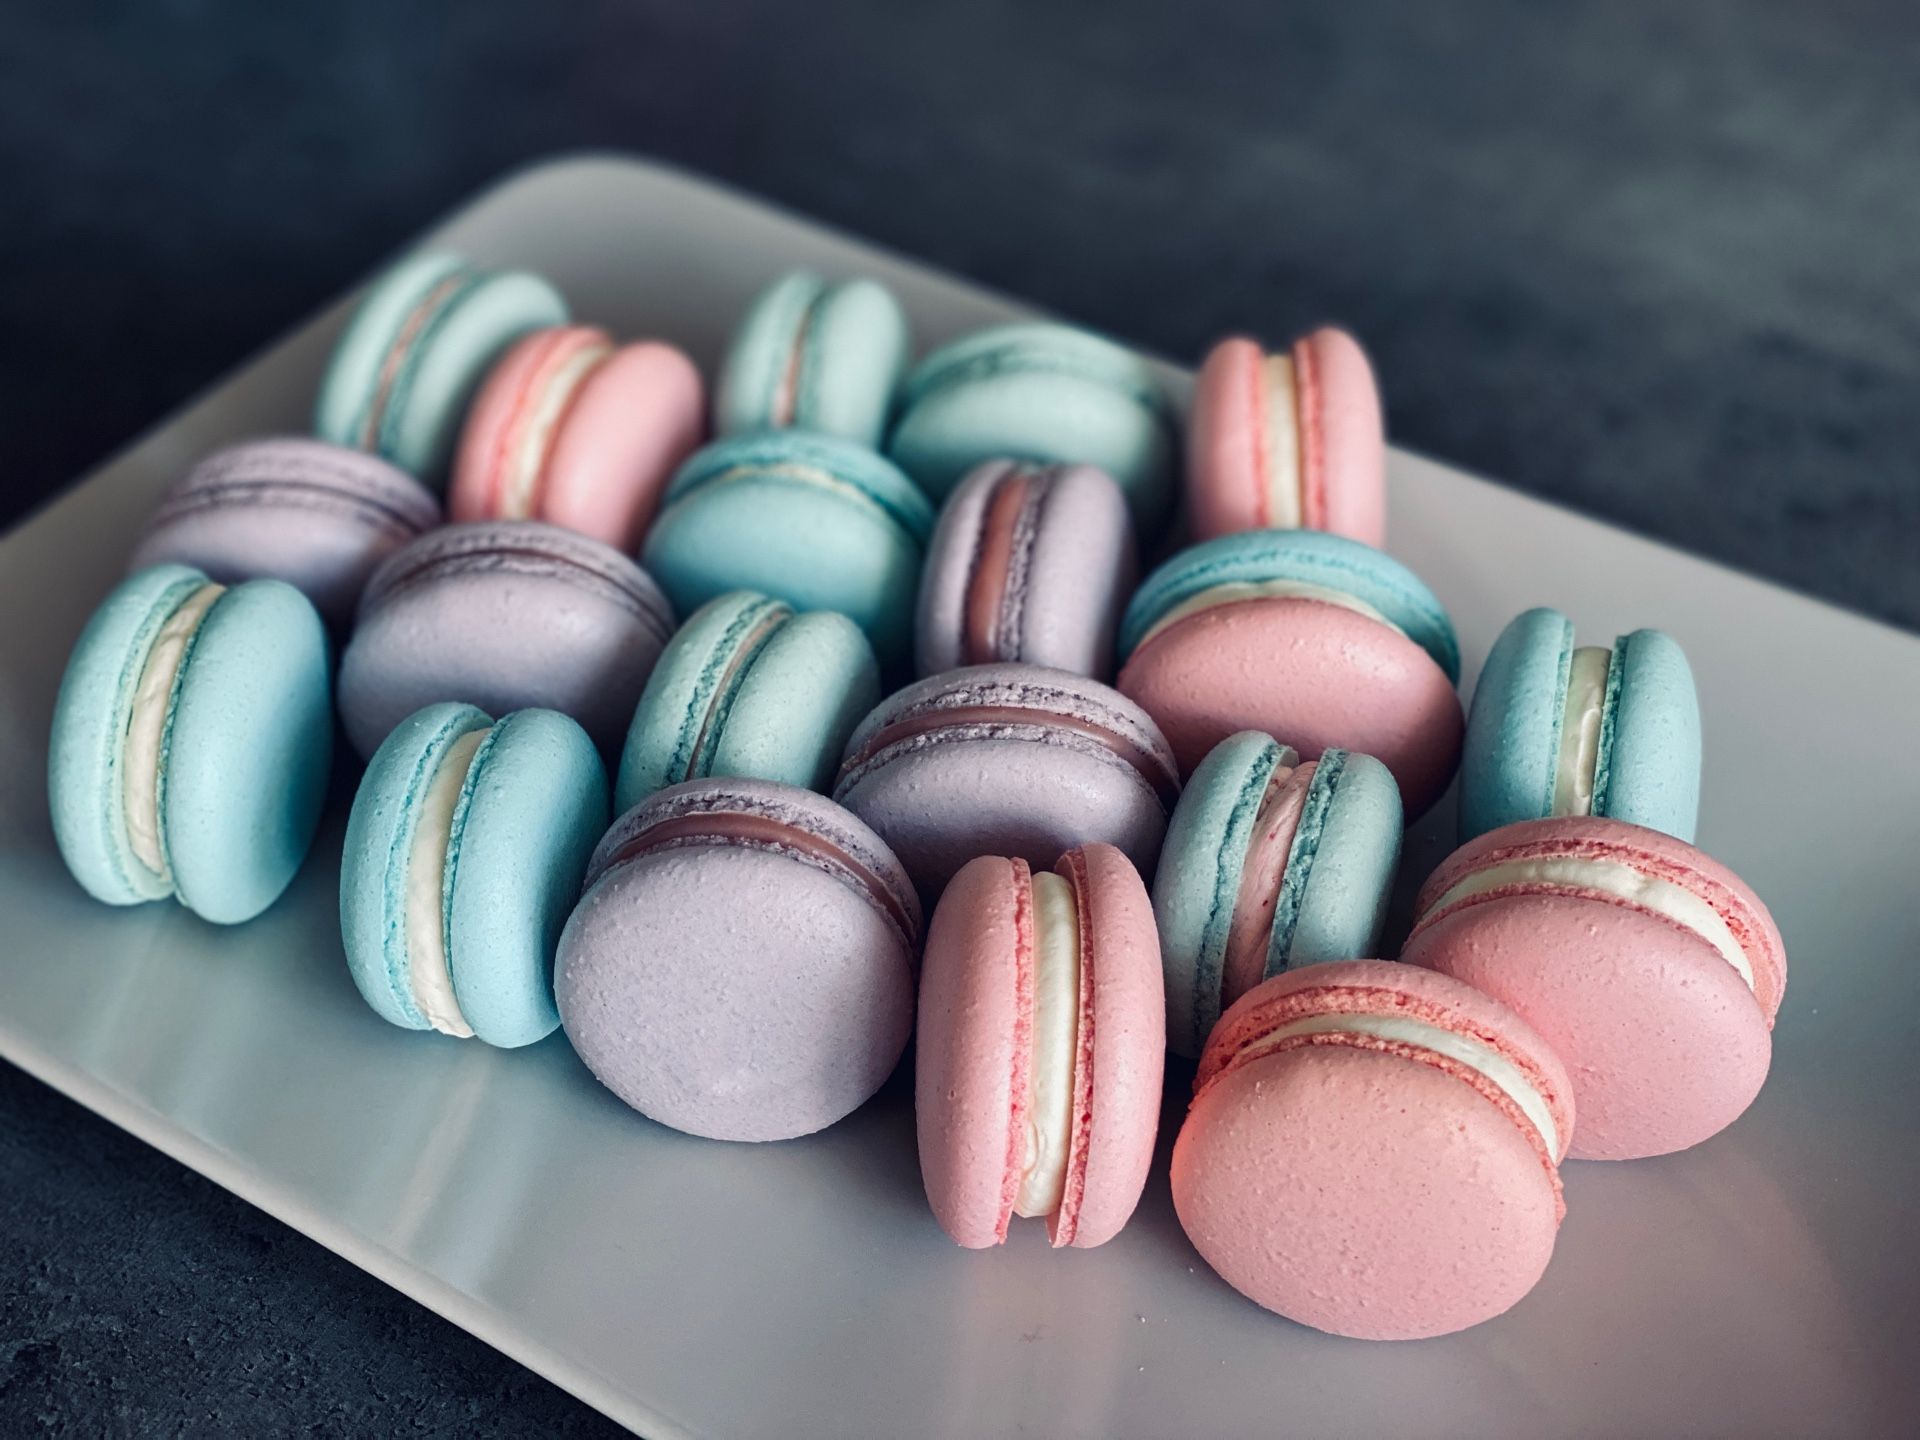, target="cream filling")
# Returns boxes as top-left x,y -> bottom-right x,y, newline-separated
404,727 -> 489,1038
502,340 -> 611,518
1551,646 -> 1611,817
122,582 -> 226,881
1424,855 -> 1753,992
1014,870 -> 1081,1219
1137,578 -> 1405,650
1258,354 -> 1303,528
1239,1012 -> 1558,1157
